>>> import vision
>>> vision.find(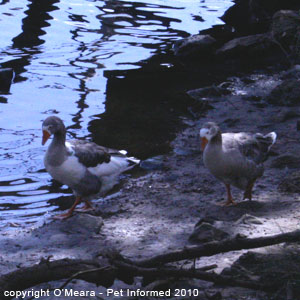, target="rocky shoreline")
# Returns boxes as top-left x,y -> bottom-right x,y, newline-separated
2,1 -> 300,299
